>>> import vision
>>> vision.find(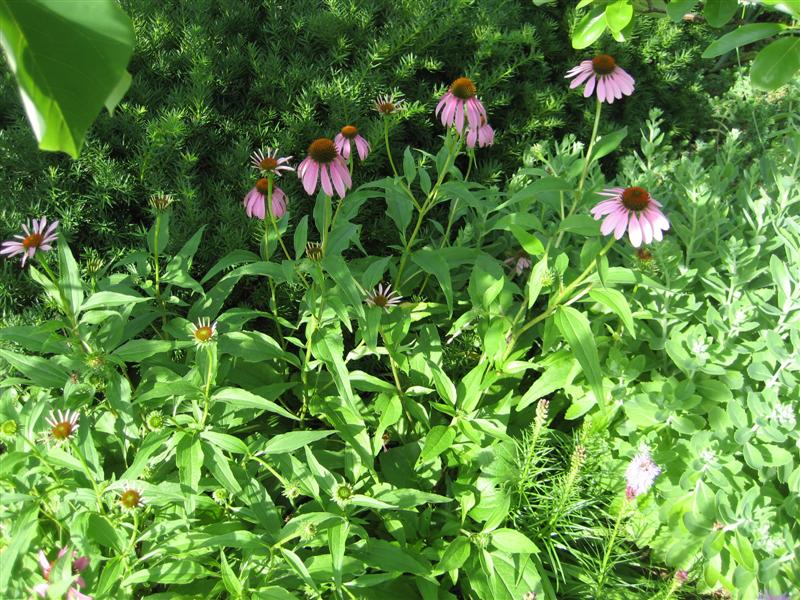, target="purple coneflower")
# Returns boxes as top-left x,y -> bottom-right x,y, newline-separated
190,317 -> 217,347
1,217 -> 58,267
33,547 -> 90,599
297,138 -> 352,199
334,125 -> 370,161
504,252 -> 532,277
466,116 -> 494,148
436,77 -> 487,134
250,148 -> 294,177
591,186 -> 670,248
243,178 -> 287,220
625,450 -> 661,500
374,93 -> 405,116
365,283 -> 402,311
565,54 -> 635,104
46,410 -> 80,442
